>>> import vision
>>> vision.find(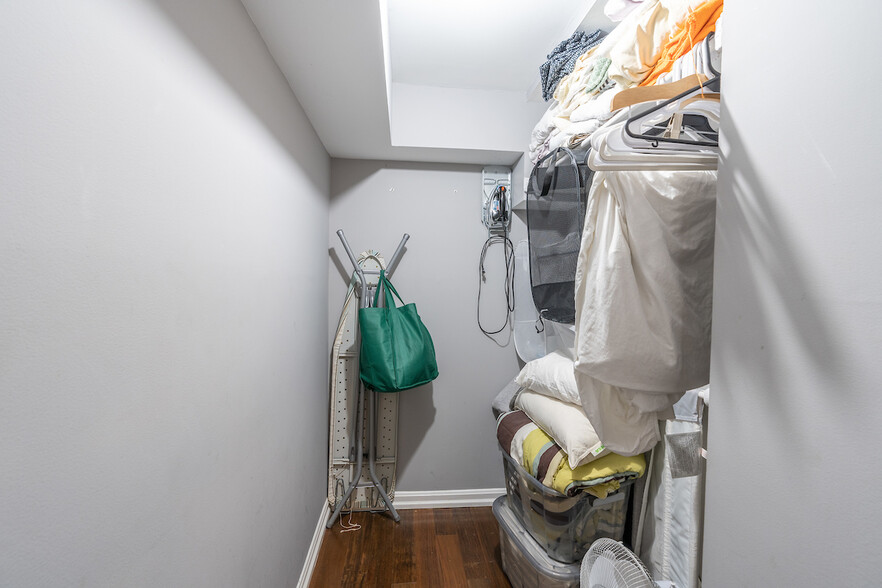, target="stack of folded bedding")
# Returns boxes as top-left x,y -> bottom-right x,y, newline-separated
516,347 -> 674,457
493,350 -> 649,564
496,407 -> 645,499
496,348 -> 648,498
